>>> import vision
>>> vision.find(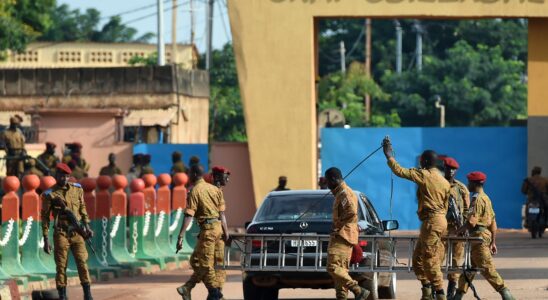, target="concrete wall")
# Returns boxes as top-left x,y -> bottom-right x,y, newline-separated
211,143 -> 256,228
38,112 -> 133,177
228,0 -> 548,207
